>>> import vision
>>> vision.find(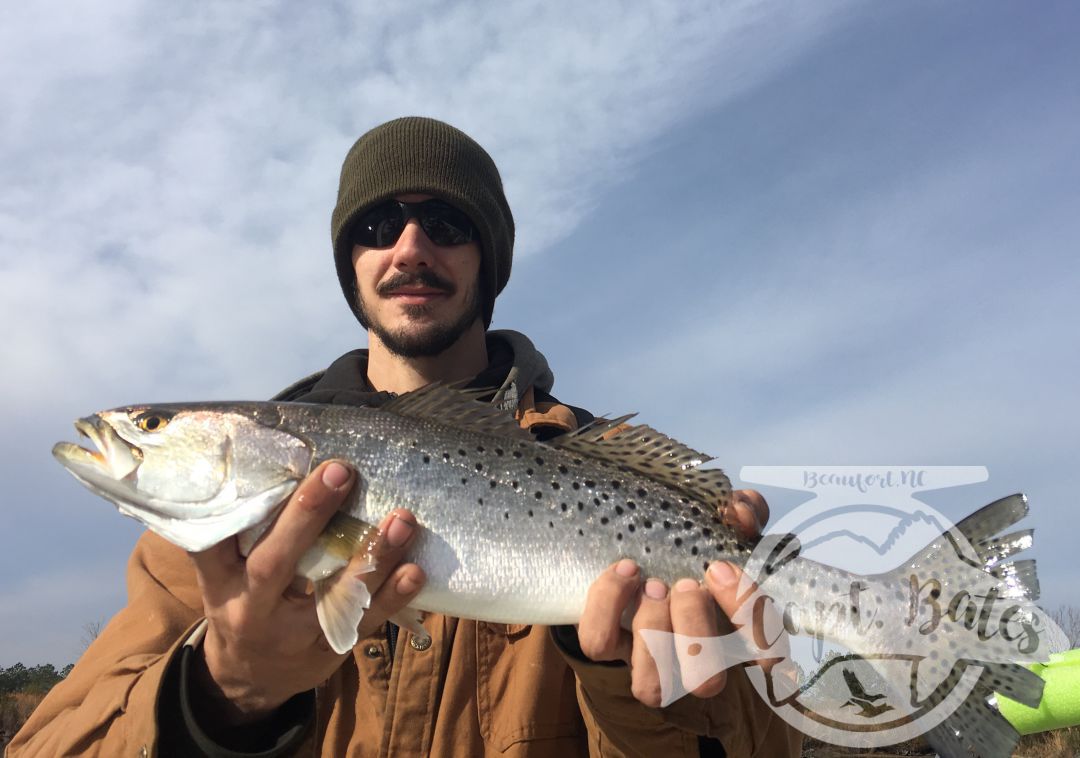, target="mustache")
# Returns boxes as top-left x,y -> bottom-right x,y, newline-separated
377,270 -> 455,296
